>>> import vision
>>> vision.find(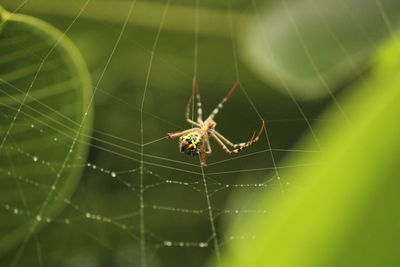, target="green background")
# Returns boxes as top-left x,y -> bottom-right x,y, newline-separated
1,0 -> 399,266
